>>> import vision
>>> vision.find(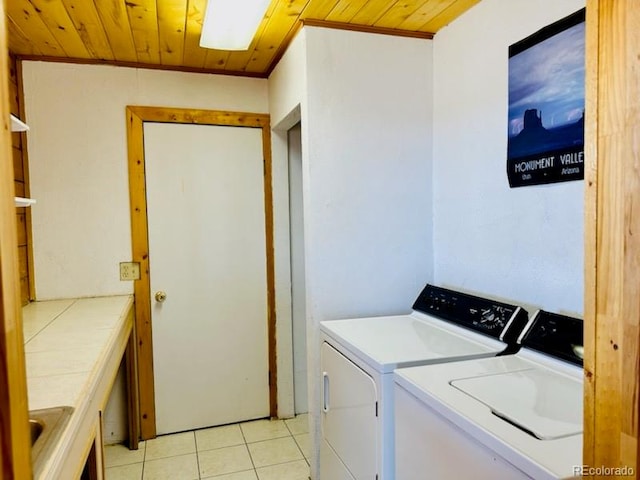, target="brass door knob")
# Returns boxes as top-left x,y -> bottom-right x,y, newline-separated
155,291 -> 167,303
